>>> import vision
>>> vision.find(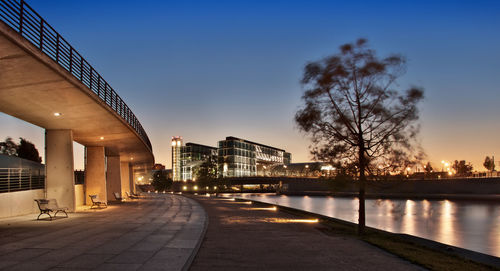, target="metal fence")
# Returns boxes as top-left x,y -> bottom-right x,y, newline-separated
0,168 -> 45,193
0,0 -> 152,151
